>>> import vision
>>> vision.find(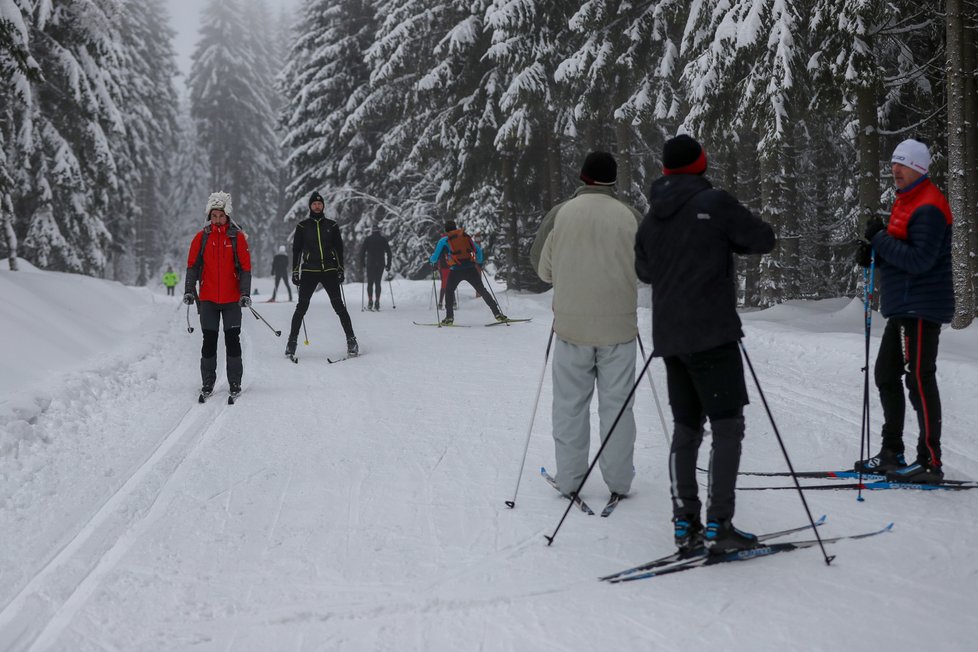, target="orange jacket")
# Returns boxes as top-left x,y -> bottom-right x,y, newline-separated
186,224 -> 252,304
